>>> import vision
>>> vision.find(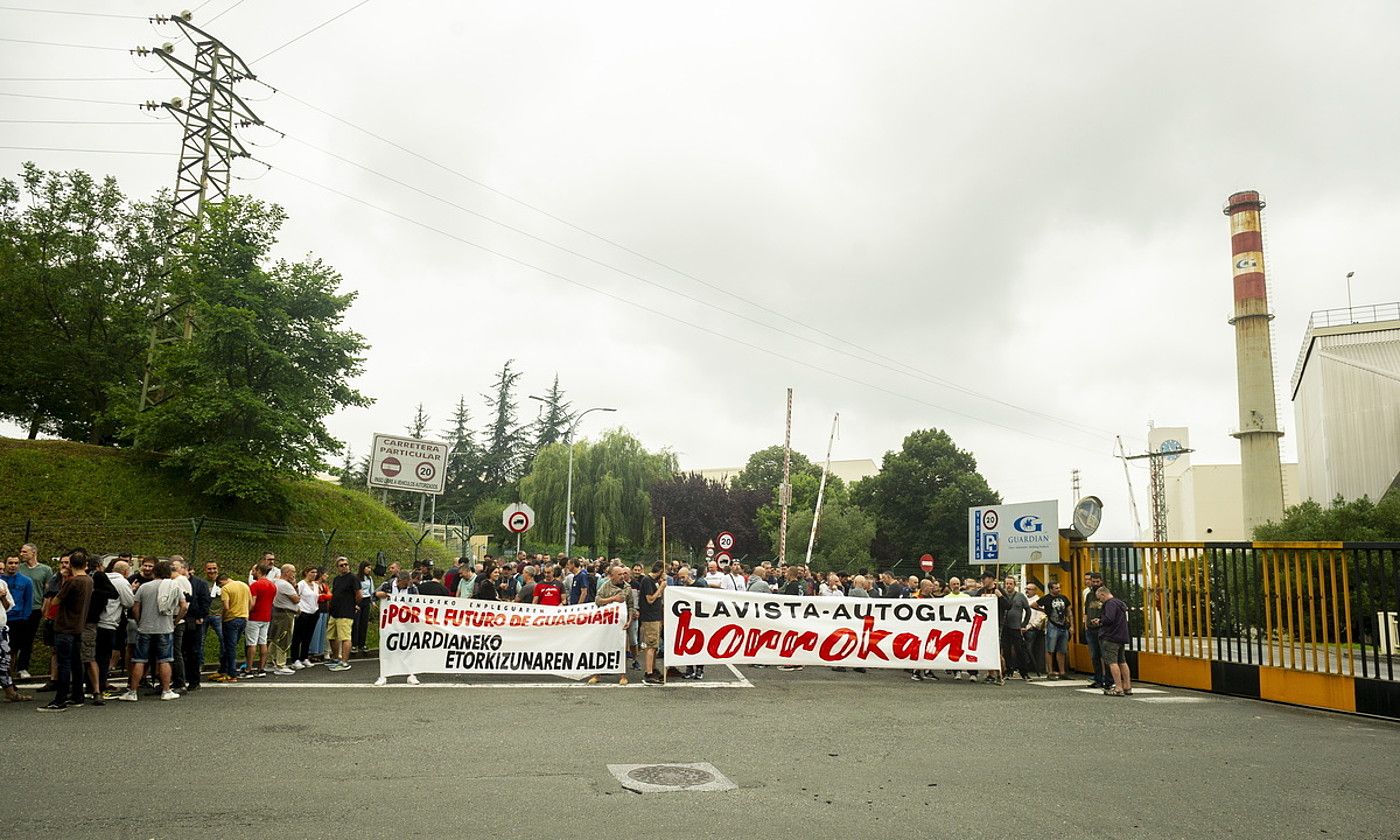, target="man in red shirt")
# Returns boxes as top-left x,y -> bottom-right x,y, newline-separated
532,567 -> 563,606
245,565 -> 277,678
